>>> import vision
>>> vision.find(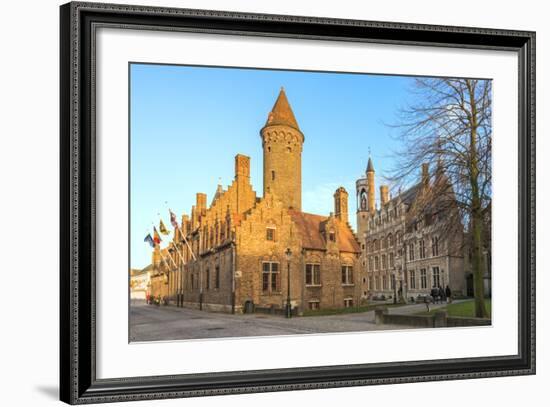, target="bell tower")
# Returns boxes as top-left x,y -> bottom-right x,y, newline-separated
260,88 -> 304,211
